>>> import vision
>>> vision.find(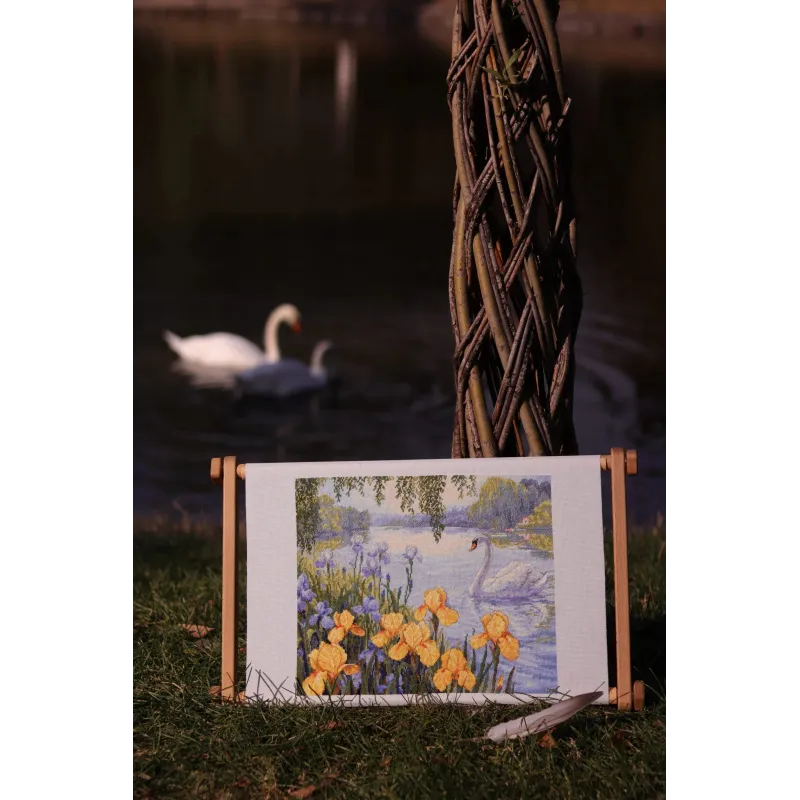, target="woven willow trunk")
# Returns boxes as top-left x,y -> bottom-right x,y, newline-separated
448,0 -> 582,458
